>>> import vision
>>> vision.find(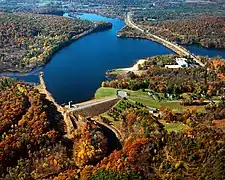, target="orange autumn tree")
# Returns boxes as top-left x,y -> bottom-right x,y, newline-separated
72,123 -> 108,167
